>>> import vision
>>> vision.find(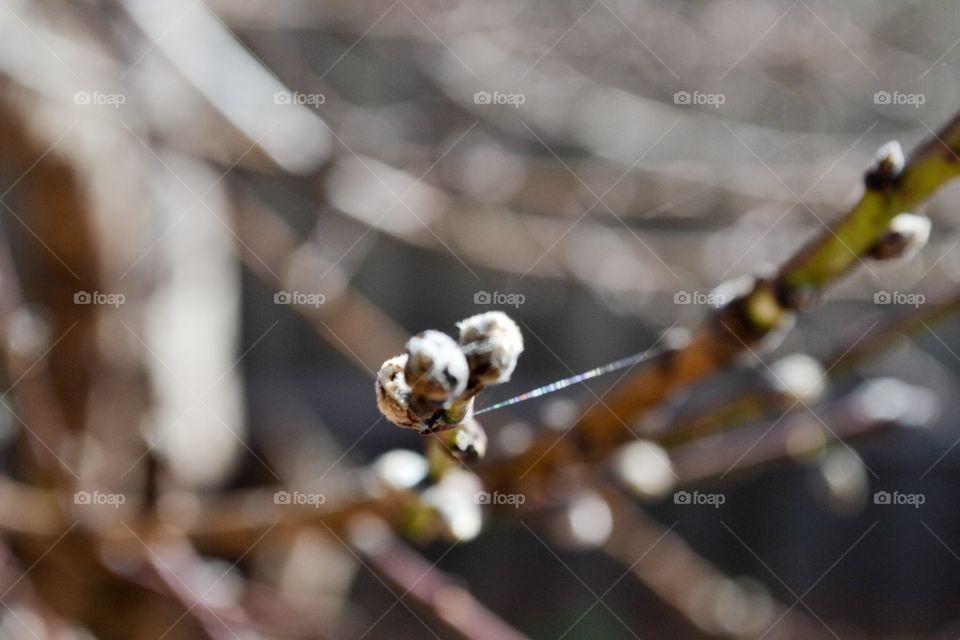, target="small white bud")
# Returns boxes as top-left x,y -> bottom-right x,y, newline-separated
710,275 -> 755,309
851,378 -> 940,428
421,469 -> 483,541
765,353 -> 826,404
405,330 -> 470,411
457,311 -> 524,385
375,354 -> 421,430
565,491 -> 613,548
869,212 -> 930,262
612,440 -> 676,499
873,141 -> 905,178
444,415 -> 487,462
372,449 -> 430,490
